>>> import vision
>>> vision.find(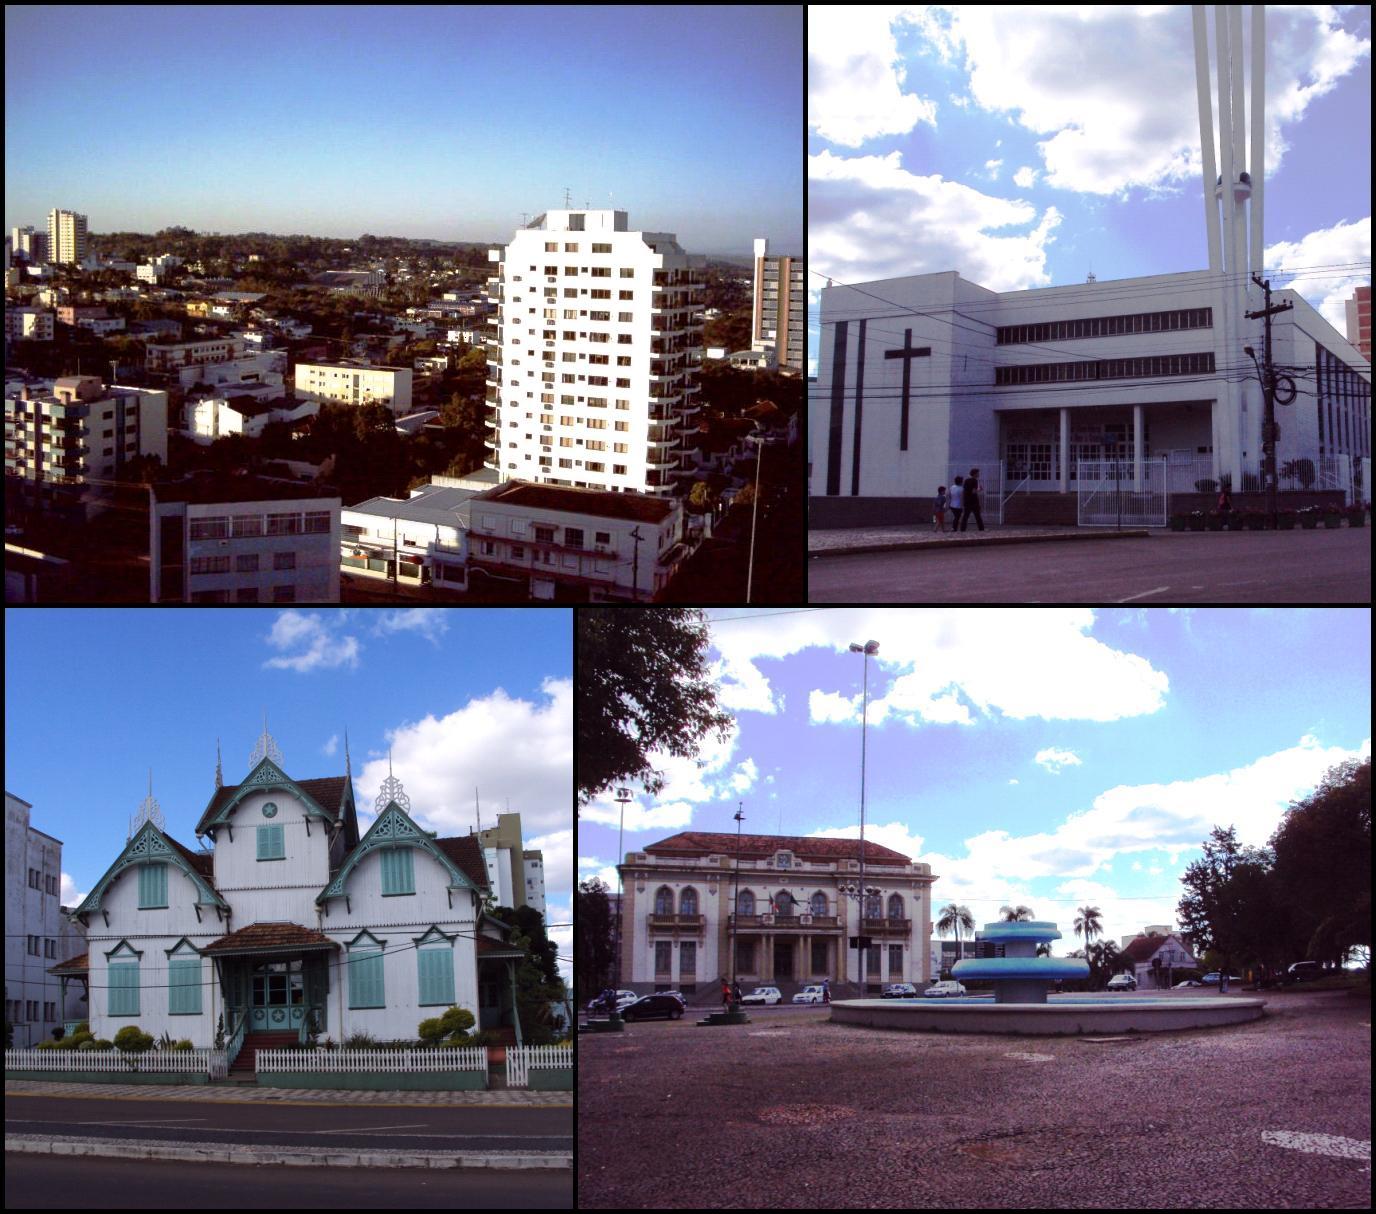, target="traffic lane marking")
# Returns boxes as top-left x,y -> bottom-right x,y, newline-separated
1261,1130 -> 1370,1168
1116,586 -> 1170,602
